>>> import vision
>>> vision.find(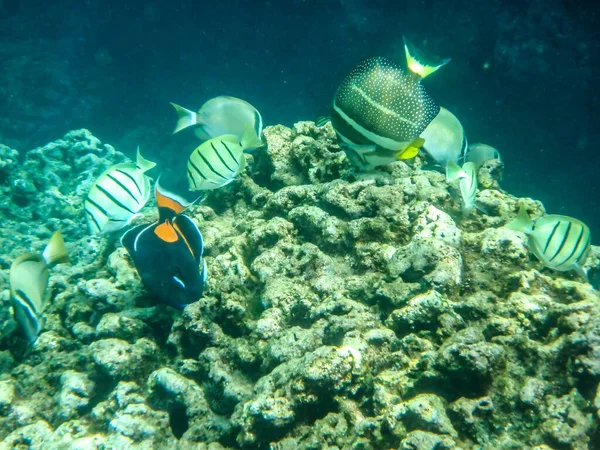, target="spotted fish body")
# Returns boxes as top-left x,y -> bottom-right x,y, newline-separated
187,134 -> 246,191
331,57 -> 440,155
